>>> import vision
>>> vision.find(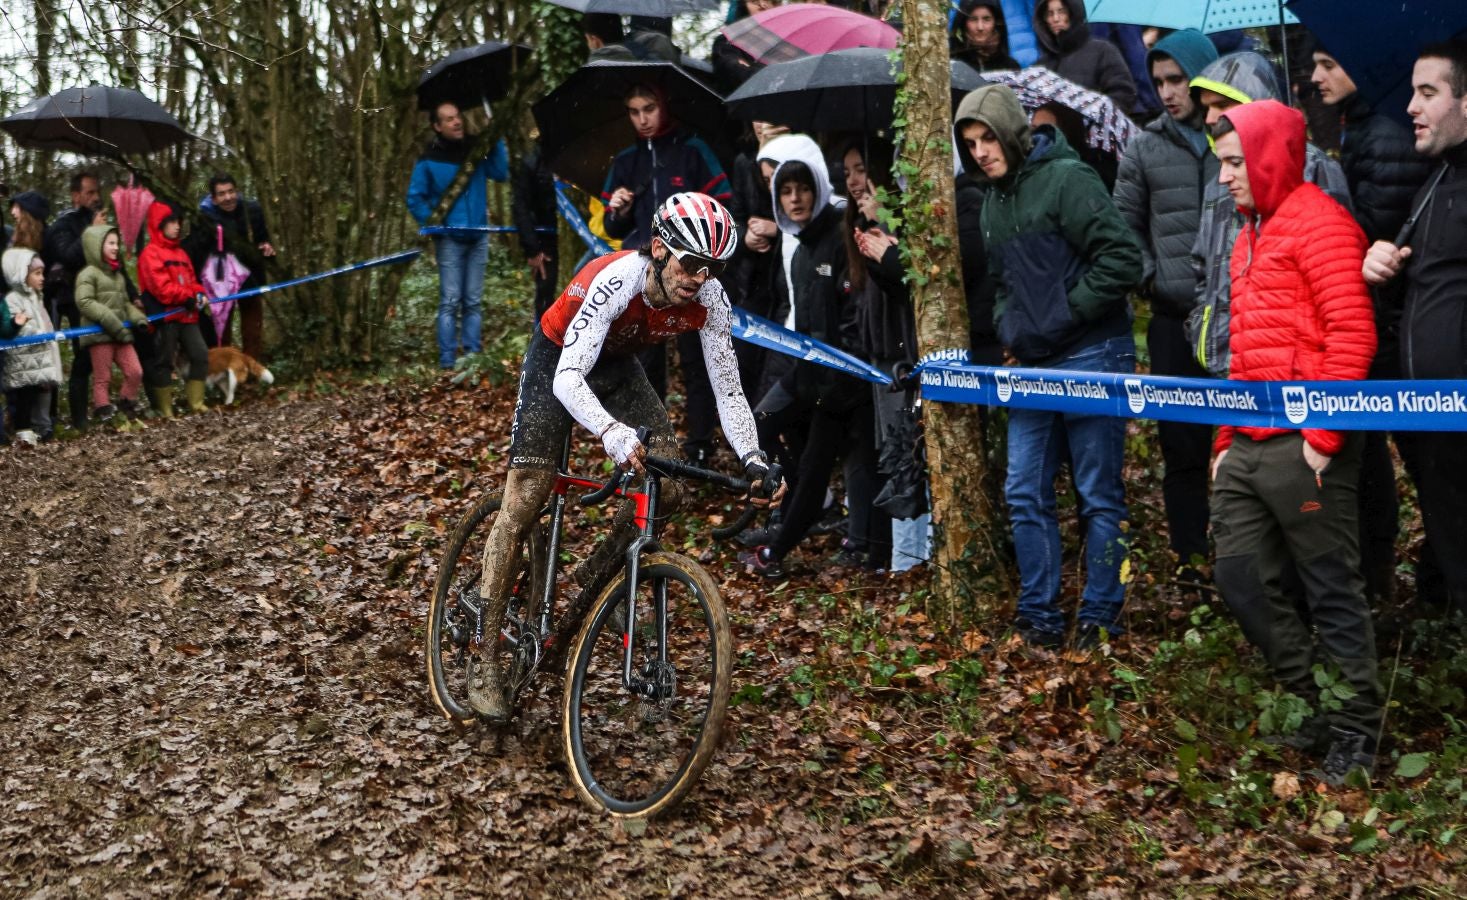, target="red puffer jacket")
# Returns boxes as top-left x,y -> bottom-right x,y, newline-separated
1215,100 -> 1376,457
138,201 -> 205,325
